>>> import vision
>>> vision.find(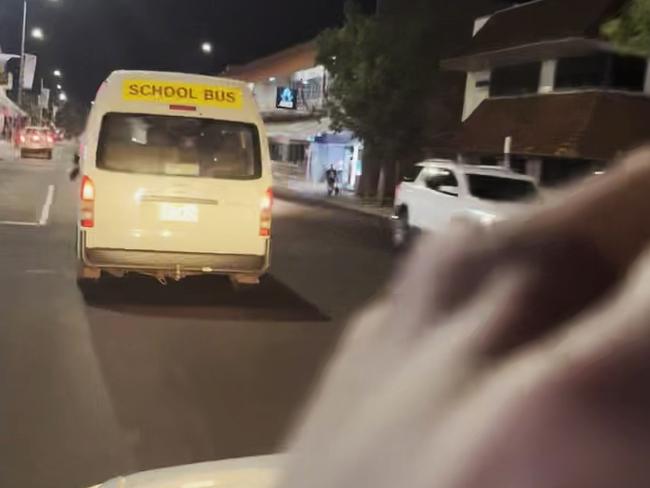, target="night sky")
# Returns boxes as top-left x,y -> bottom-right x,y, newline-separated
0,0 -> 376,103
